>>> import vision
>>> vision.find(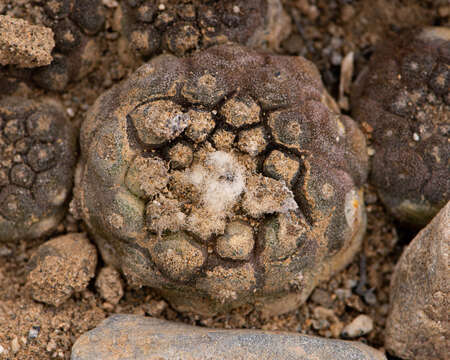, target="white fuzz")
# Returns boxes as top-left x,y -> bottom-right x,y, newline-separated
187,151 -> 246,213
